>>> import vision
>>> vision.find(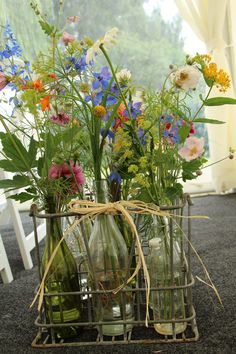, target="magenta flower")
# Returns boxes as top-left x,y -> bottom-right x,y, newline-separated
0,72 -> 8,91
48,161 -> 85,193
50,112 -> 71,126
48,164 -> 61,179
61,32 -> 75,45
178,136 -> 205,161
